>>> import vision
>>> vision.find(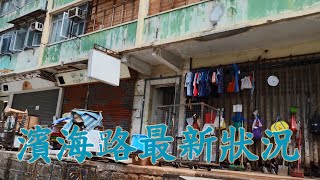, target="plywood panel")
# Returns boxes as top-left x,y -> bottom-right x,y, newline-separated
86,0 -> 139,33
148,0 -> 201,15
